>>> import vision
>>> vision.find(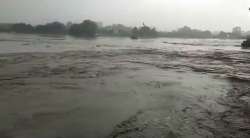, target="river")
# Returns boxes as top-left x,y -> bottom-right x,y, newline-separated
0,33 -> 249,138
